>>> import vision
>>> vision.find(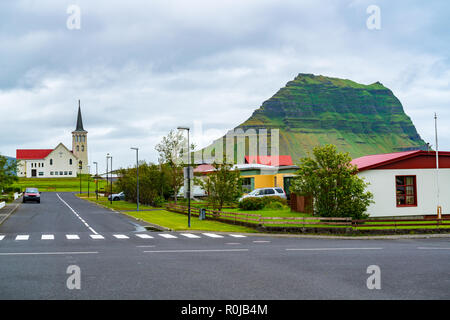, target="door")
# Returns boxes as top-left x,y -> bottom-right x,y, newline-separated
283,176 -> 292,200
